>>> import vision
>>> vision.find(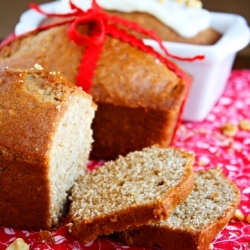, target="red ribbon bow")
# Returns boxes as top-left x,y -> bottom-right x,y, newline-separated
66,0 -> 105,47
